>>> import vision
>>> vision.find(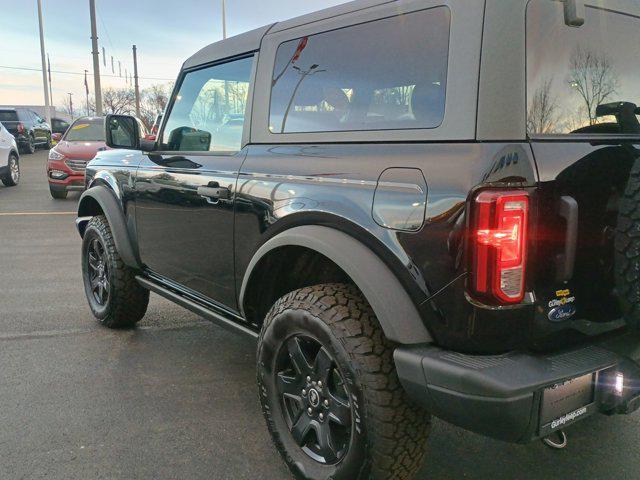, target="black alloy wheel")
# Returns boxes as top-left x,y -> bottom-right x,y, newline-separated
86,237 -> 110,306
276,335 -> 352,465
81,215 -> 149,328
